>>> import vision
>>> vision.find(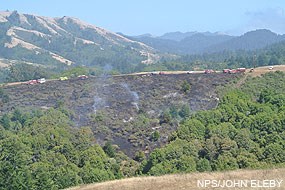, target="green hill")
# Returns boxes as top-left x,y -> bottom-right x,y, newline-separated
0,11 -> 159,73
